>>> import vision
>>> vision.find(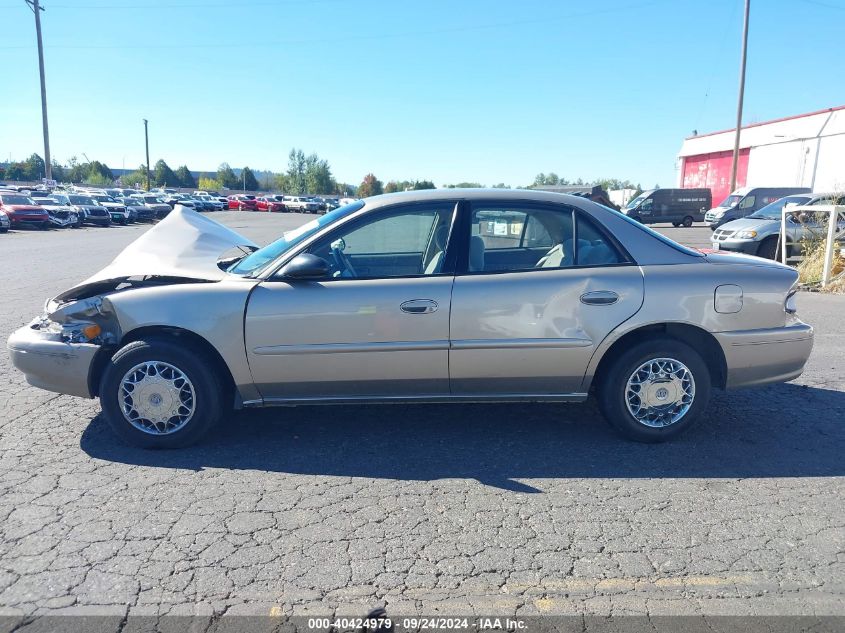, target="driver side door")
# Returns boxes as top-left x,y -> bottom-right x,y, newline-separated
244,201 -> 458,402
